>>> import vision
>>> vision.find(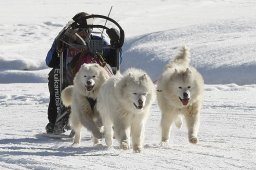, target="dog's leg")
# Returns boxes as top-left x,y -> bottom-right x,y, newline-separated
72,123 -> 82,145
119,128 -> 130,150
69,110 -> 83,145
184,104 -> 201,144
131,115 -> 145,153
92,135 -> 100,145
161,111 -> 176,145
92,112 -> 103,145
114,120 -> 130,150
80,112 -> 103,139
102,117 -> 114,148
